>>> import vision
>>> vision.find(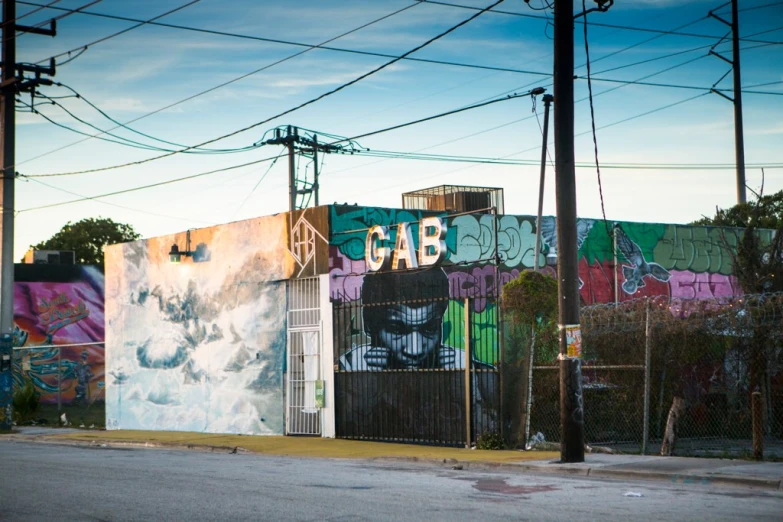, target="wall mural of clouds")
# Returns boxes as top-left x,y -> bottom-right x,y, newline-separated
105,214 -> 295,435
